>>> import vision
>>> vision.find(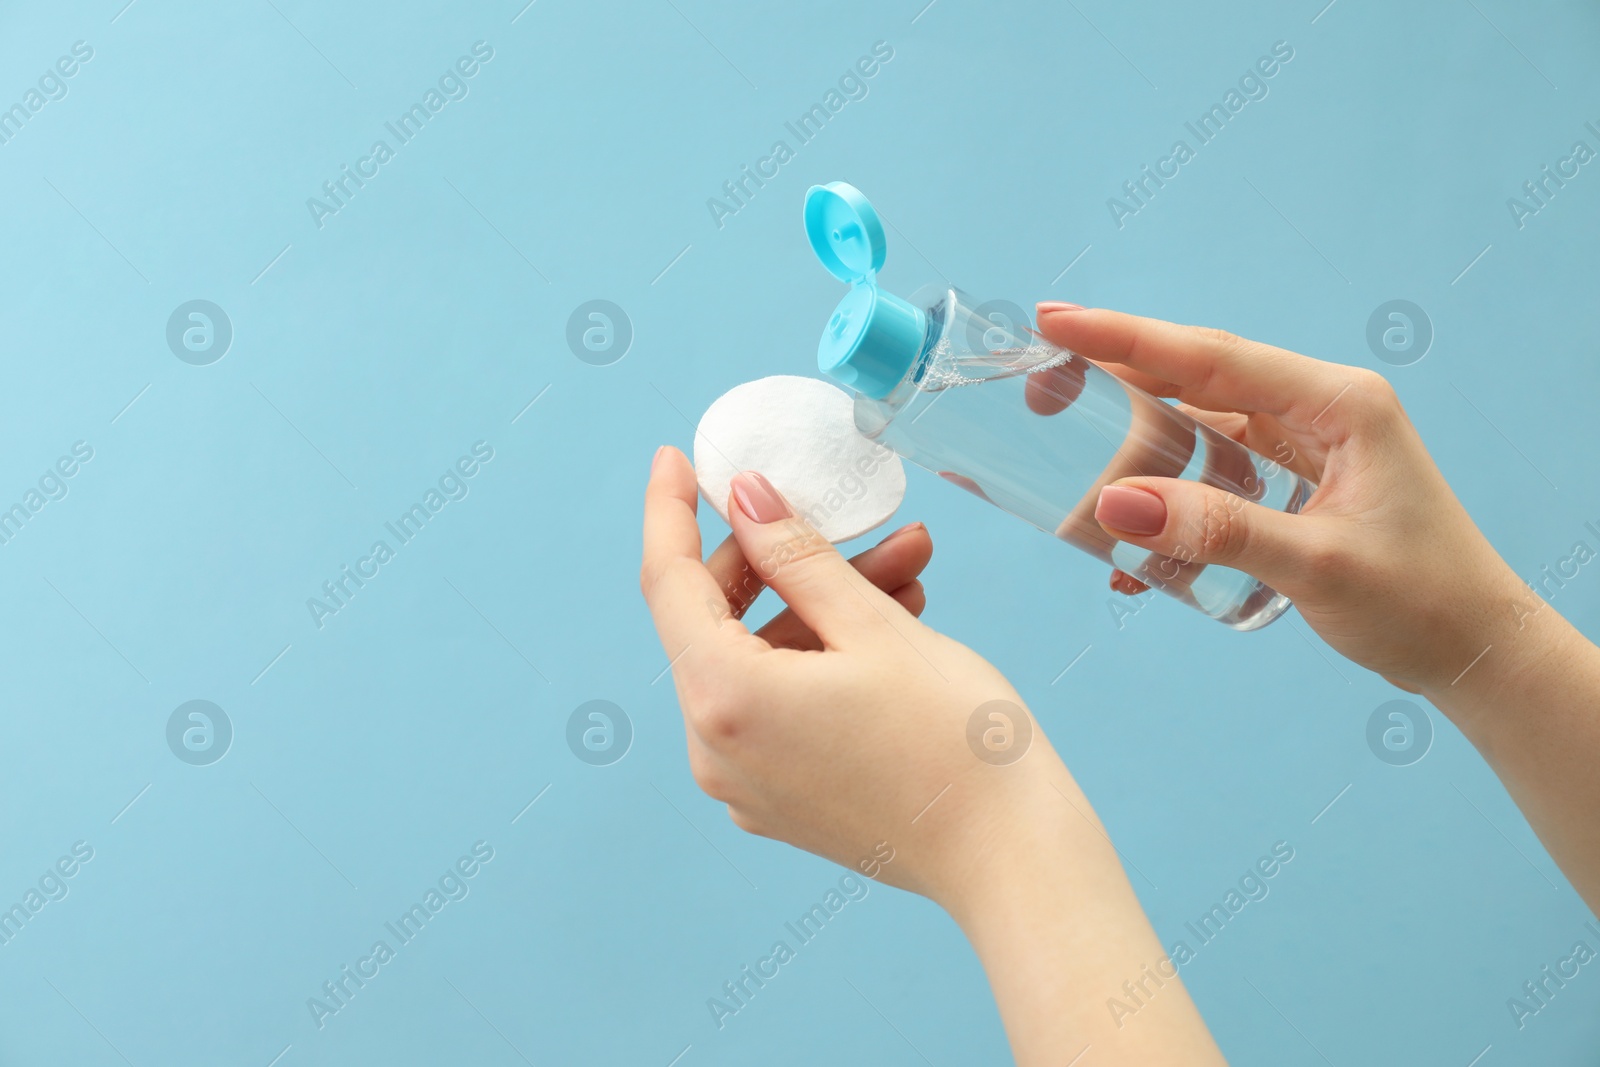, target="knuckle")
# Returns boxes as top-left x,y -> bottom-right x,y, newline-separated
725,573 -> 762,618
1345,368 -> 1399,413
1193,494 -> 1247,561
687,688 -> 747,746
1192,324 -> 1244,351
1191,324 -> 1265,367
640,554 -> 691,600
1184,325 -> 1254,394
687,749 -> 731,802
895,579 -> 927,616
638,560 -> 661,599
727,805 -> 773,839
1296,530 -> 1352,583
750,519 -> 832,580
1348,366 -> 1395,396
